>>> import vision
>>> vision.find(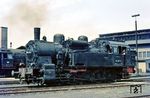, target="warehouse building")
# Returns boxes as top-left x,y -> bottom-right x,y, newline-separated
99,29 -> 150,73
